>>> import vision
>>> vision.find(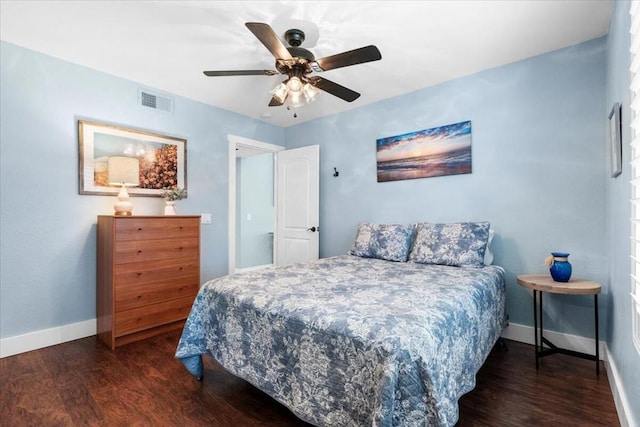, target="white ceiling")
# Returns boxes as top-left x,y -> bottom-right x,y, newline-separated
0,1 -> 612,127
